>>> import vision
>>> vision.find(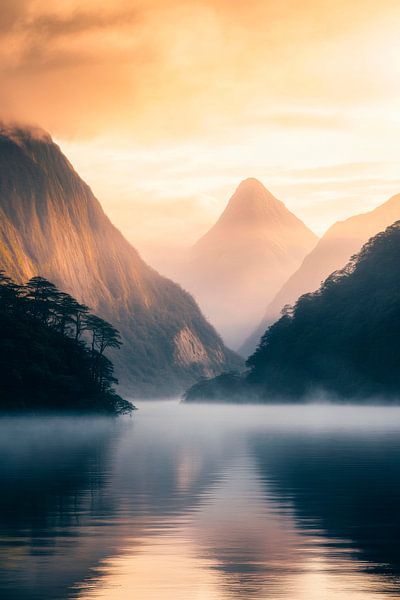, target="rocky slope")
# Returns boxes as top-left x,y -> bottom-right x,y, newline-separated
0,124 -> 242,396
